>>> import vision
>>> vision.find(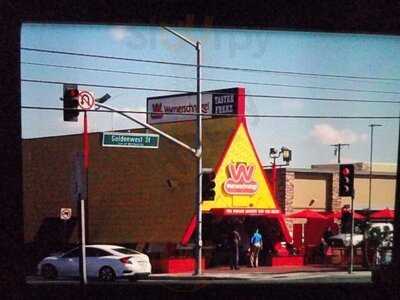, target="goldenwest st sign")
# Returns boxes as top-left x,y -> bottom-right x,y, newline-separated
102,132 -> 159,149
